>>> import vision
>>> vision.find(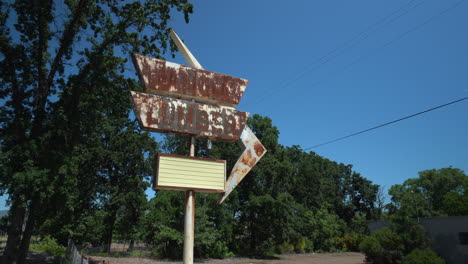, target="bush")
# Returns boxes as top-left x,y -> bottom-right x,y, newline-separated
391,217 -> 430,255
309,207 -> 346,252
359,219 -> 437,264
294,237 -> 313,253
359,228 -> 404,264
277,237 -> 313,254
30,236 -> 66,256
339,232 -> 363,252
350,214 -> 369,235
278,241 -> 295,254
403,248 -> 445,264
